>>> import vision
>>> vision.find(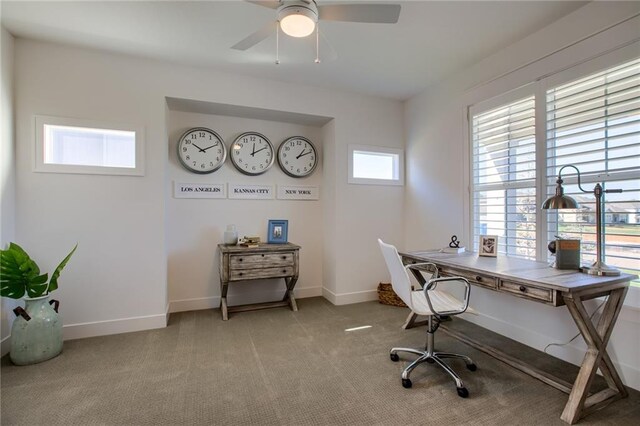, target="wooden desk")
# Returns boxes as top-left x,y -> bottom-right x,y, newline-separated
400,250 -> 636,425
218,243 -> 300,320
